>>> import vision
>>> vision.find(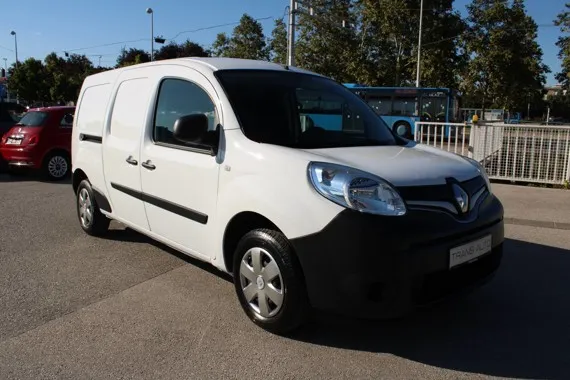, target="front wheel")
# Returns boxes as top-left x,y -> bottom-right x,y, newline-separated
233,229 -> 310,335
